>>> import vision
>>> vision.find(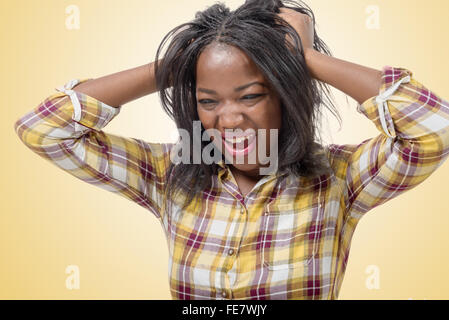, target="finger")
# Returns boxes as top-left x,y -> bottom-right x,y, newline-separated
278,7 -> 291,16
